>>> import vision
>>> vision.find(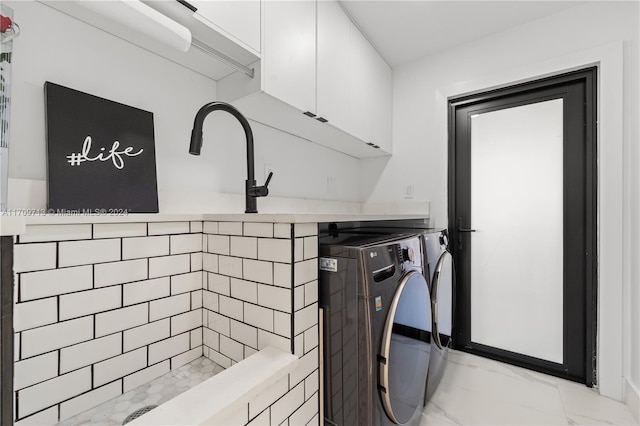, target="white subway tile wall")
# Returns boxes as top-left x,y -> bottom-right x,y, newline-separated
13,222 -> 205,424
191,251 -> 203,272
21,317 -> 94,358
123,277 -> 170,306
58,239 -> 120,267
14,243 -> 57,273
94,258 -> 148,288
148,221 -> 190,235
17,367 -> 91,419
190,221 -> 203,233
13,352 -> 58,391
19,224 -> 92,243
93,347 -> 147,387
20,265 -> 93,301
123,318 -> 170,352
170,233 -> 203,255
122,235 -> 169,259
60,333 -> 123,374
201,222 -> 320,426
123,360 -> 170,393
13,220 -> 320,426
92,223 -> 147,239
13,297 -> 57,332
59,380 -> 122,420
59,286 -> 121,320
